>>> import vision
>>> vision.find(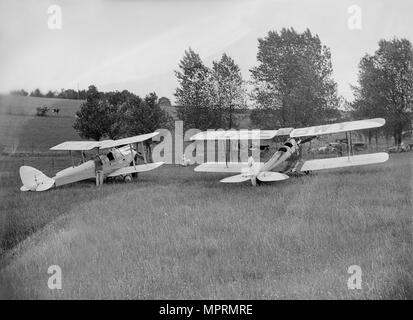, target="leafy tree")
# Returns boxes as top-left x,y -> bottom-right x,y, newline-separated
175,48 -> 217,130
30,88 -> 44,97
73,85 -> 111,141
212,53 -> 247,128
45,90 -> 56,98
121,92 -> 174,160
351,38 -> 413,145
122,92 -> 173,136
250,28 -> 340,128
74,85 -> 174,145
158,97 -> 172,107
104,90 -> 135,139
